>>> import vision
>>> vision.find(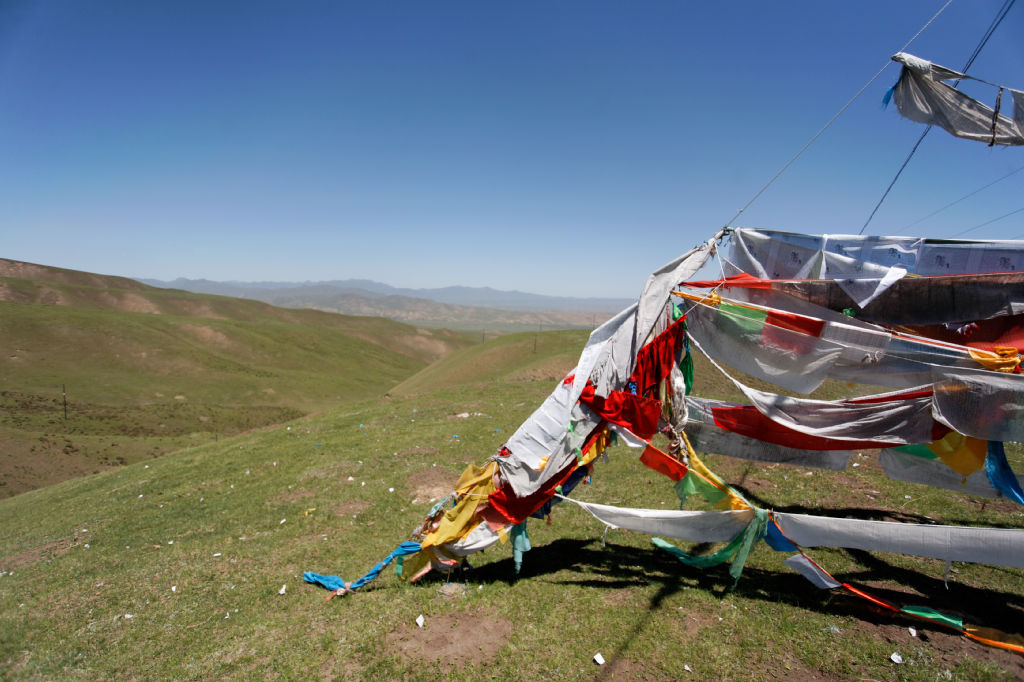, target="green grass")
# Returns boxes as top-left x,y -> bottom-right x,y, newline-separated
2,265 -> 1022,678
0,273 -> 473,496
1,375 -> 1021,680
